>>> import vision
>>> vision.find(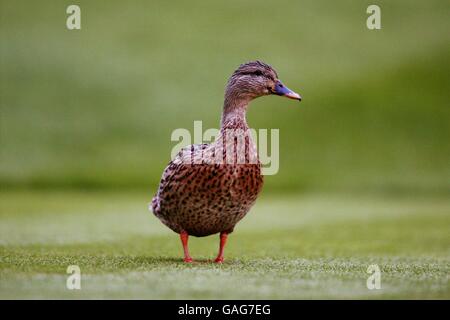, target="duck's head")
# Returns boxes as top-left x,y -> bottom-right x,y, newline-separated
226,61 -> 301,103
